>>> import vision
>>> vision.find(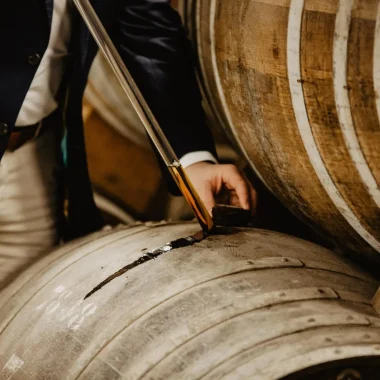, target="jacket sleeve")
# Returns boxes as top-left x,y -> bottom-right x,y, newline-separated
114,0 -> 217,162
